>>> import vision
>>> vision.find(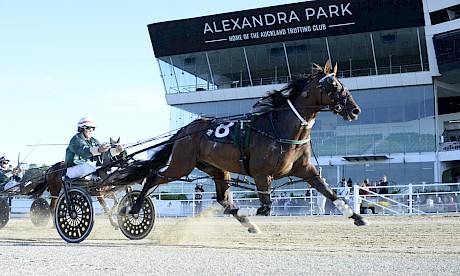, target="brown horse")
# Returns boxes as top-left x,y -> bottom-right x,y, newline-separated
46,138 -> 122,229
125,61 -> 369,232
